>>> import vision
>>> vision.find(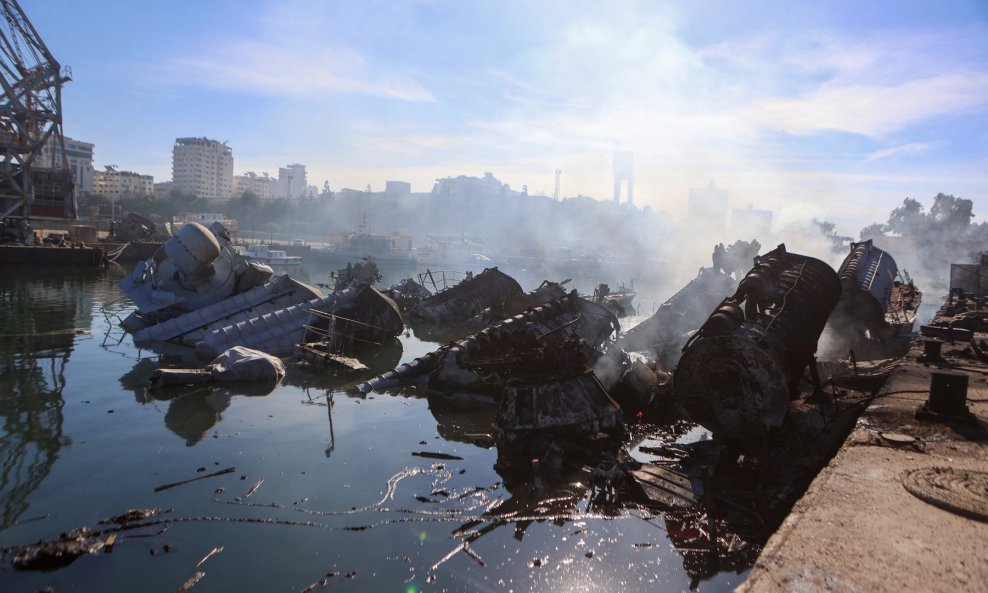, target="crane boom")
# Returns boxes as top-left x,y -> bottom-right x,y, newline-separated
0,0 -> 74,225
